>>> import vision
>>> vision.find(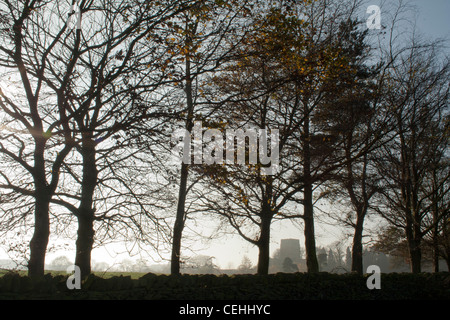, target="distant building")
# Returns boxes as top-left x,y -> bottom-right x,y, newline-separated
270,239 -> 307,272
279,239 -> 301,263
